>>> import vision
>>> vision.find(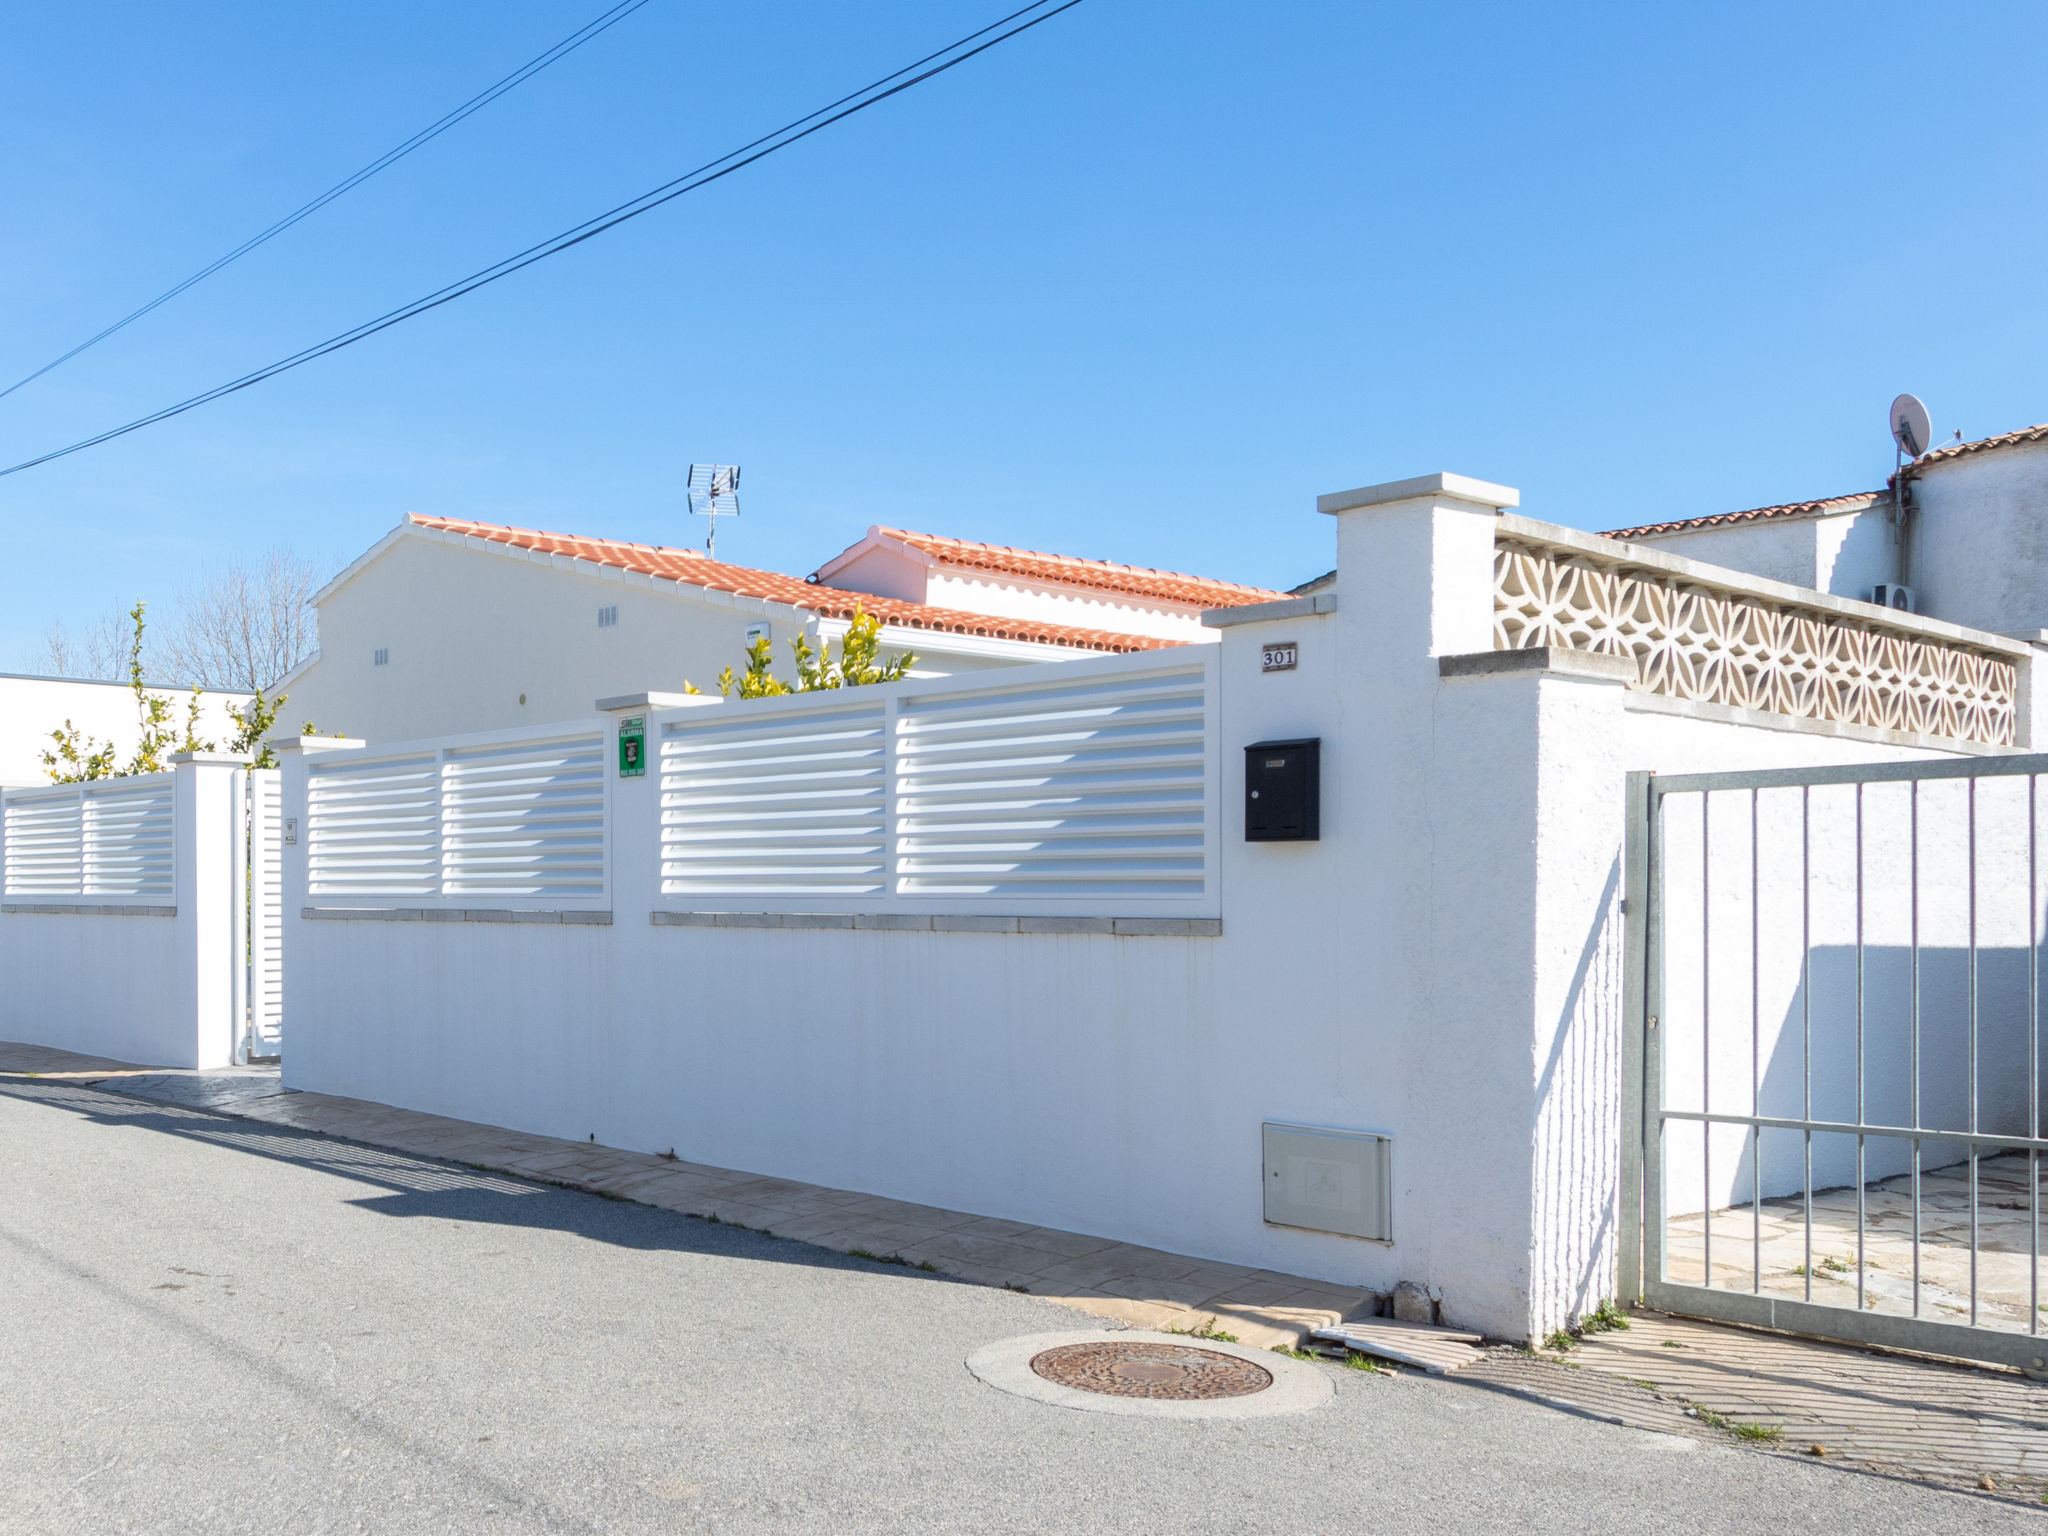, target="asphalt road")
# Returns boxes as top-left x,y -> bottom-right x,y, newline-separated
0,1078 -> 2033,1535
